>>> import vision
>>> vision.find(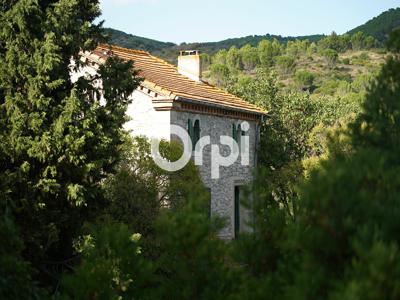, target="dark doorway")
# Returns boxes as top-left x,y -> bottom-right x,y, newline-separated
234,186 -> 241,238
